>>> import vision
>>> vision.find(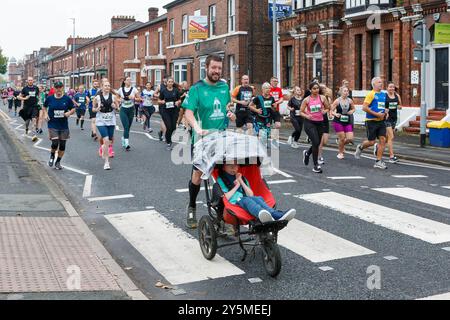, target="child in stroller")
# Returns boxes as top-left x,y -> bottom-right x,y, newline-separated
217,161 -> 296,223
